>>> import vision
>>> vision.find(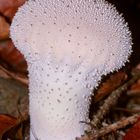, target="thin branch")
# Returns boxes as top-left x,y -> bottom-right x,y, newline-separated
0,65 -> 28,85
91,71 -> 140,128
94,114 -> 139,139
115,107 -> 140,114
78,114 -> 139,140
